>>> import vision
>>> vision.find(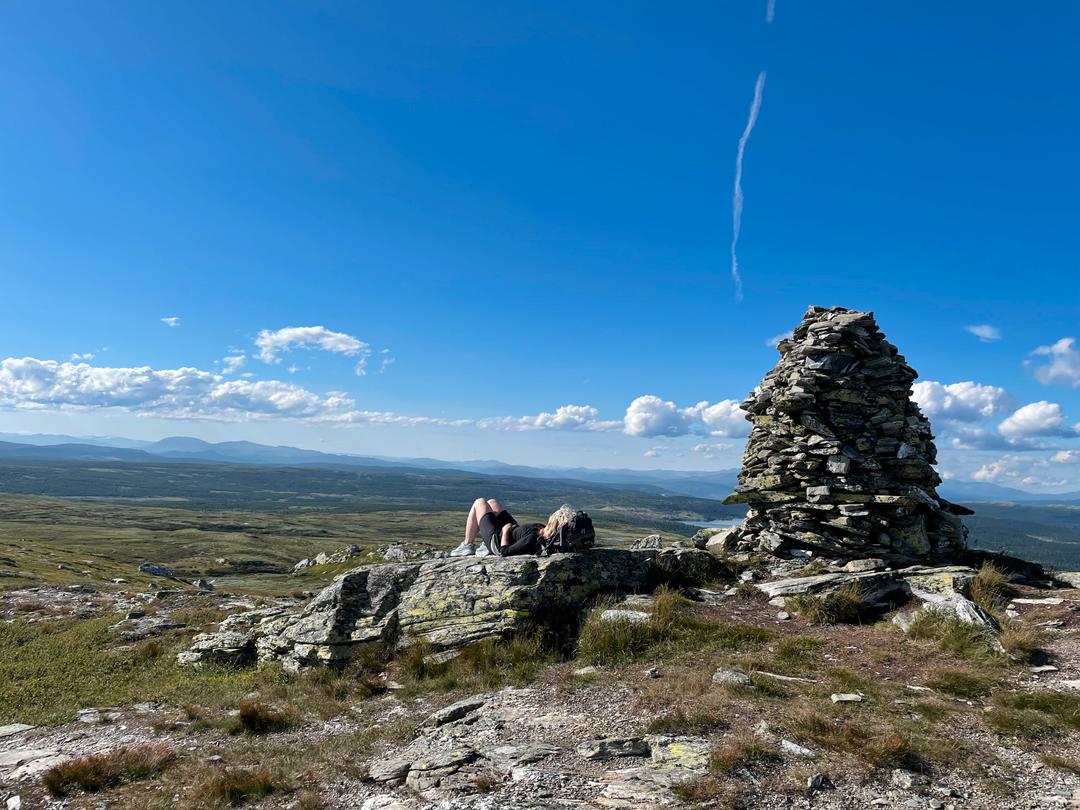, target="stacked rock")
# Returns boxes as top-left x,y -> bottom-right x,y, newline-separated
725,306 -> 969,562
